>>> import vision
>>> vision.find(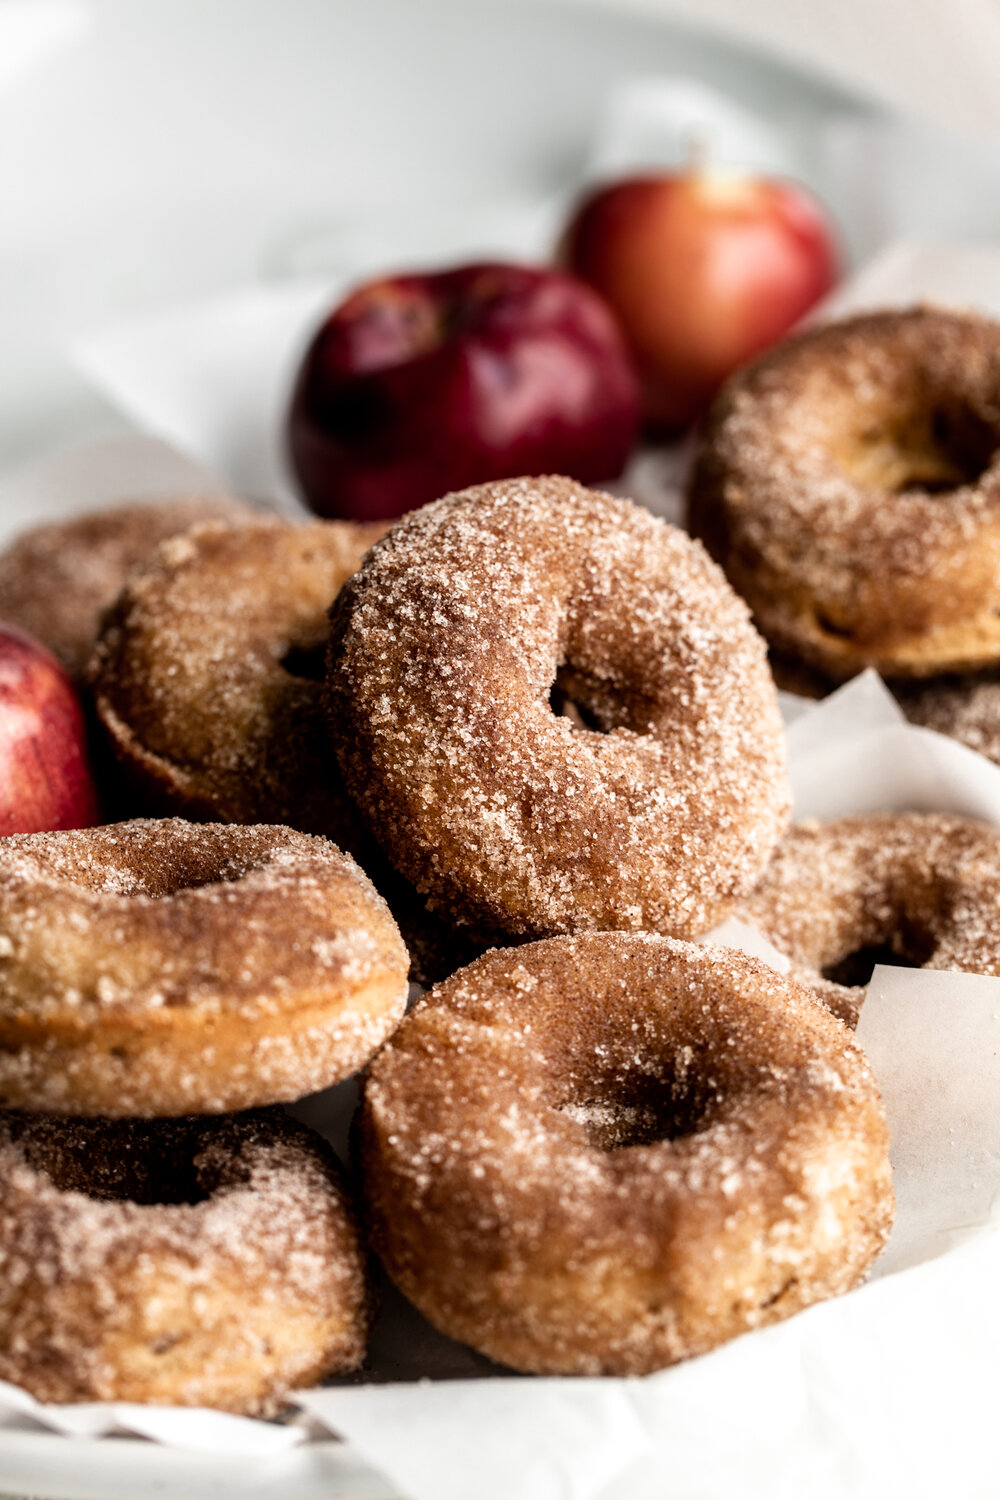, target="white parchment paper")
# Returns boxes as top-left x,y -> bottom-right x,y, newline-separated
0,433 -> 232,550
